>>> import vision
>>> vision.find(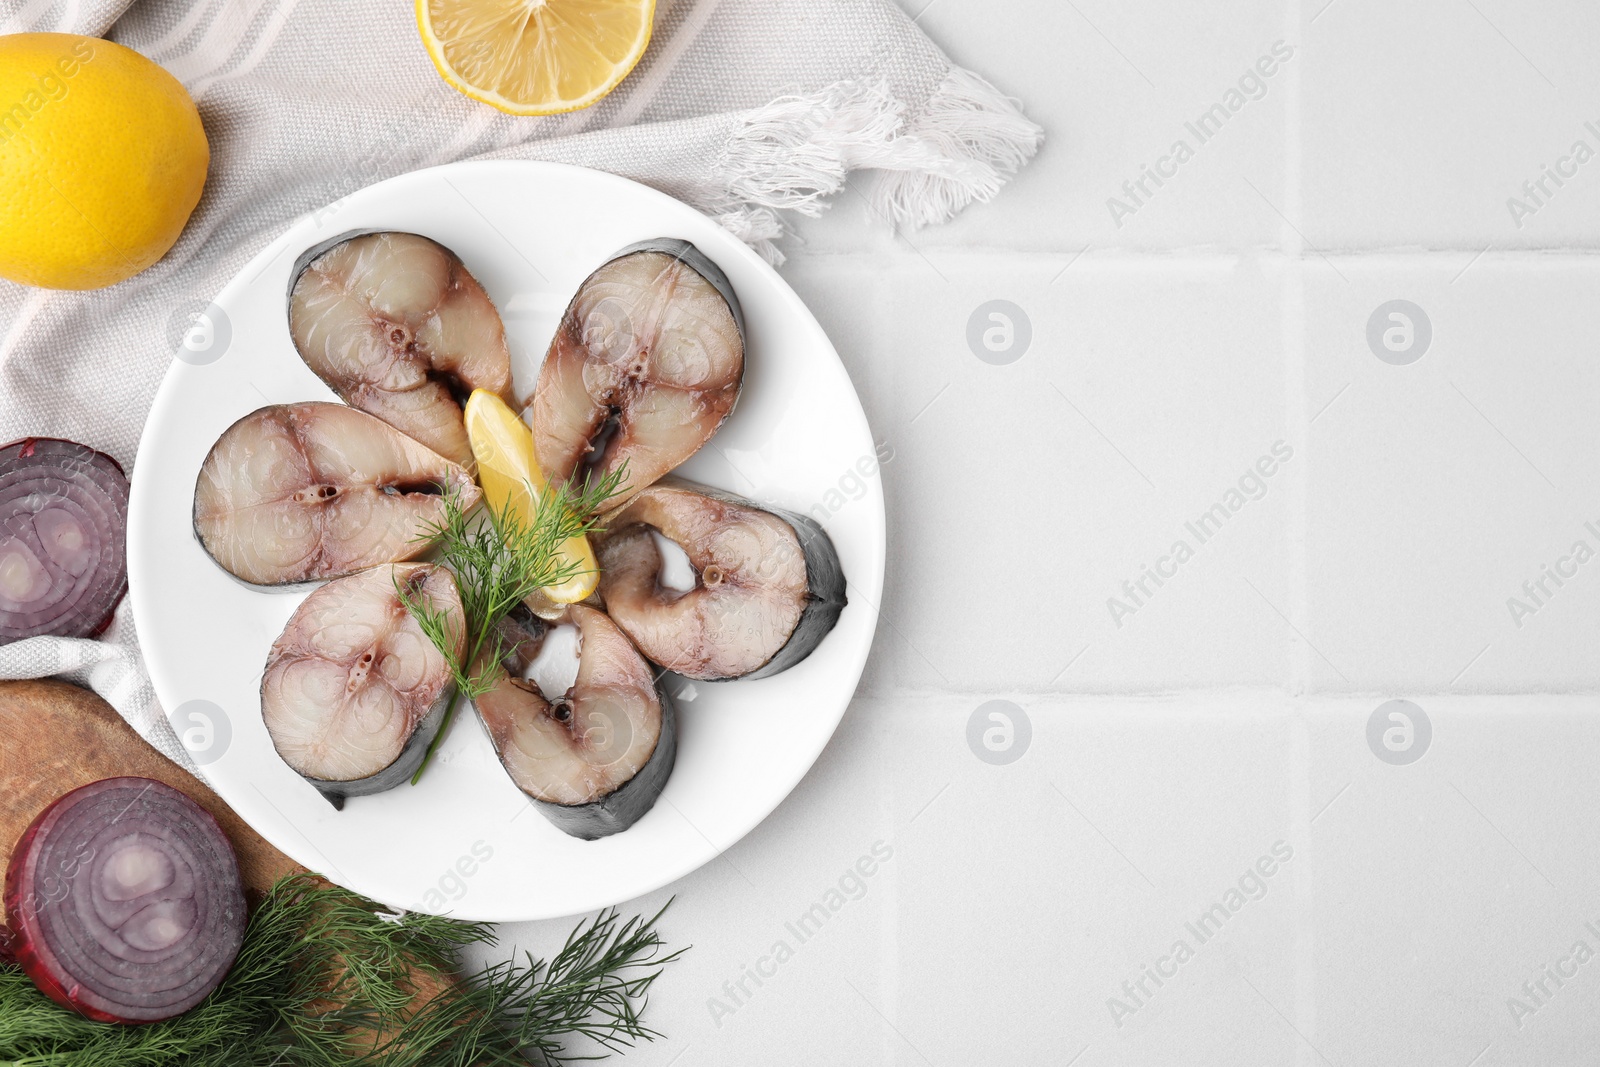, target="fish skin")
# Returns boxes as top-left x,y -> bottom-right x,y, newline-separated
192,402 -> 480,587
542,695 -> 675,841
733,504 -> 847,681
